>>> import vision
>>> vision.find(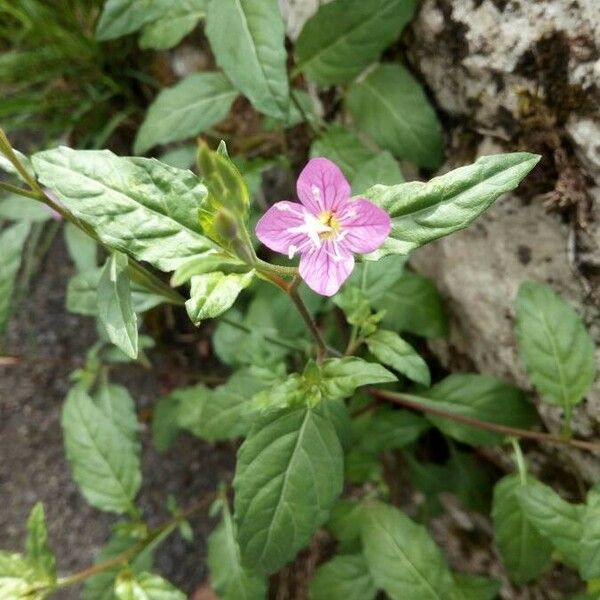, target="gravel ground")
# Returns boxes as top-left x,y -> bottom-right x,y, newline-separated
0,236 -> 235,598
